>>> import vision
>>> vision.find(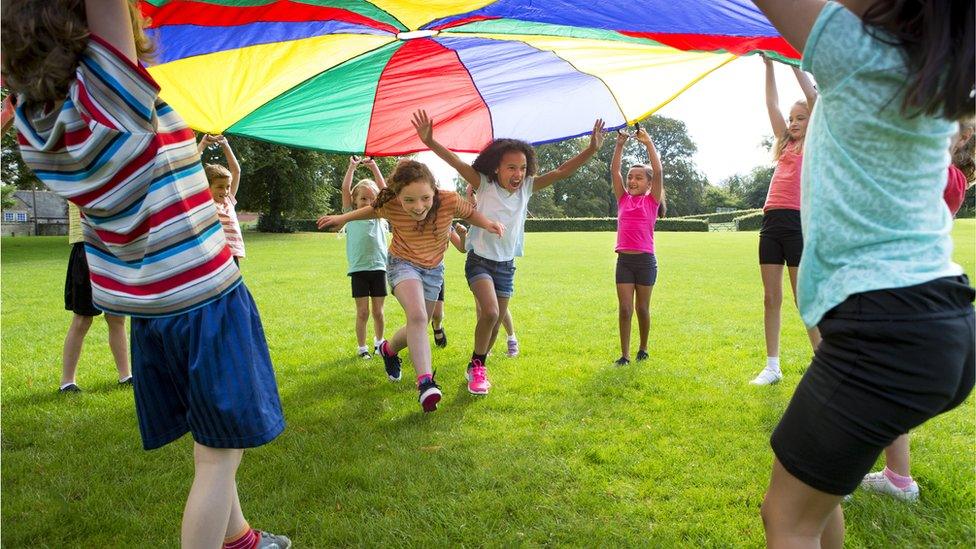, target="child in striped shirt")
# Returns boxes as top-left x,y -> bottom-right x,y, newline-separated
319,160 -> 504,412
2,2 -> 288,547
199,134 -> 246,264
